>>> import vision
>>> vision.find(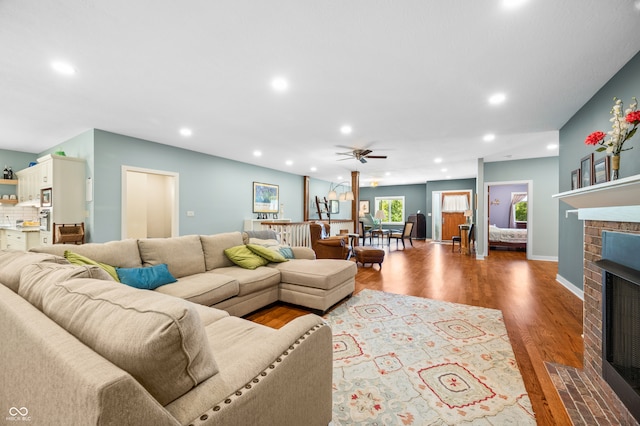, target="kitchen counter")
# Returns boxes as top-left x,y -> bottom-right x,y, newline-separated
0,227 -> 42,251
